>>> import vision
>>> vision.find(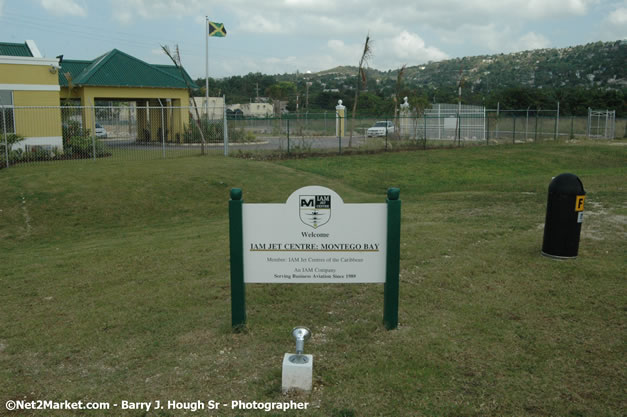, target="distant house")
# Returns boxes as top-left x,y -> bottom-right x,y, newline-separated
236,102 -> 273,118
0,40 -> 62,151
191,96 -> 225,120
